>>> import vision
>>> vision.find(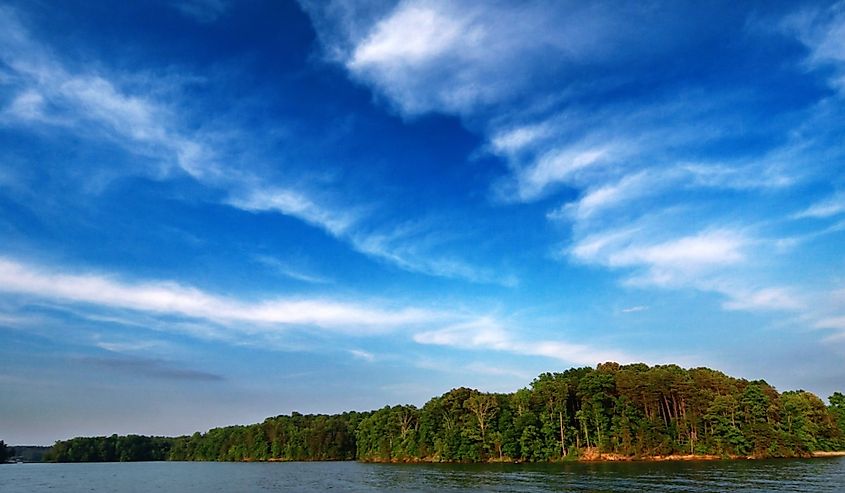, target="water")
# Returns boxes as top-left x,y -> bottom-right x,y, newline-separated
1,458 -> 843,492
